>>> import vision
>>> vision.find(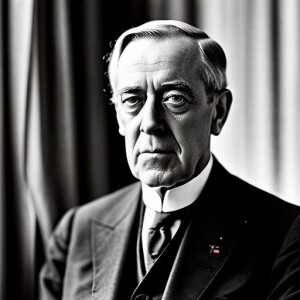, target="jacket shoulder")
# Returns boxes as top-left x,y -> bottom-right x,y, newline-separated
213,159 -> 300,228
50,182 -> 141,253
223,170 -> 300,242
231,173 -> 300,217
75,181 -> 141,224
